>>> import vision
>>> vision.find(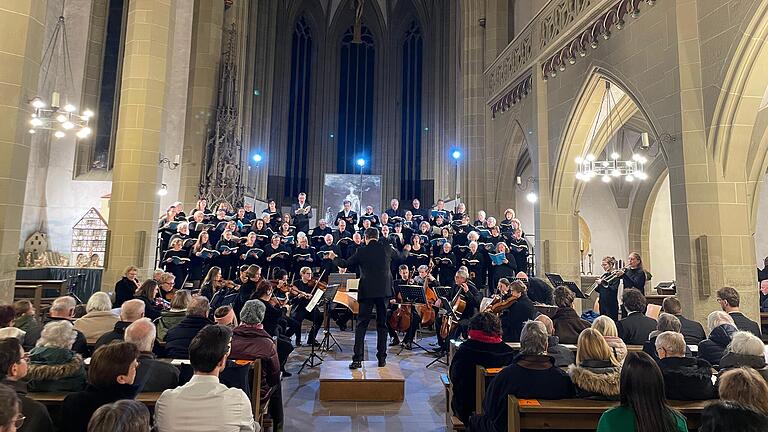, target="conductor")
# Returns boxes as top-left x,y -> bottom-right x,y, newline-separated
328,228 -> 408,369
